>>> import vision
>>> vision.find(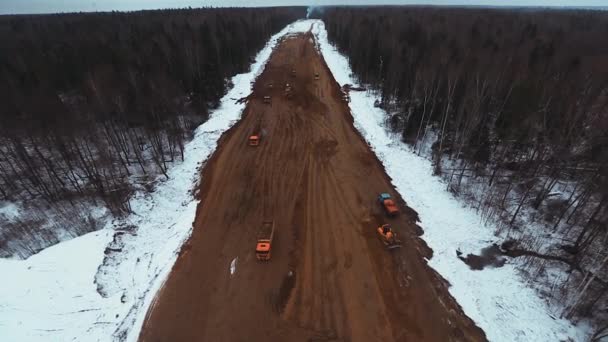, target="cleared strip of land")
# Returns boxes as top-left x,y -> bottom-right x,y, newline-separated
139,32 -> 486,342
